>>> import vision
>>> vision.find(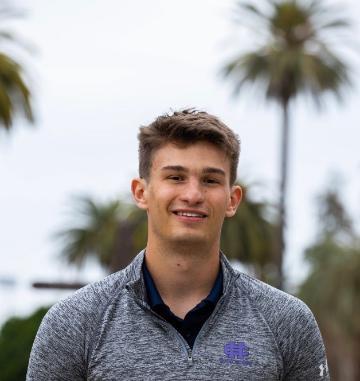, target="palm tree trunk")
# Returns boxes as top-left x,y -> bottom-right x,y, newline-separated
276,100 -> 290,290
